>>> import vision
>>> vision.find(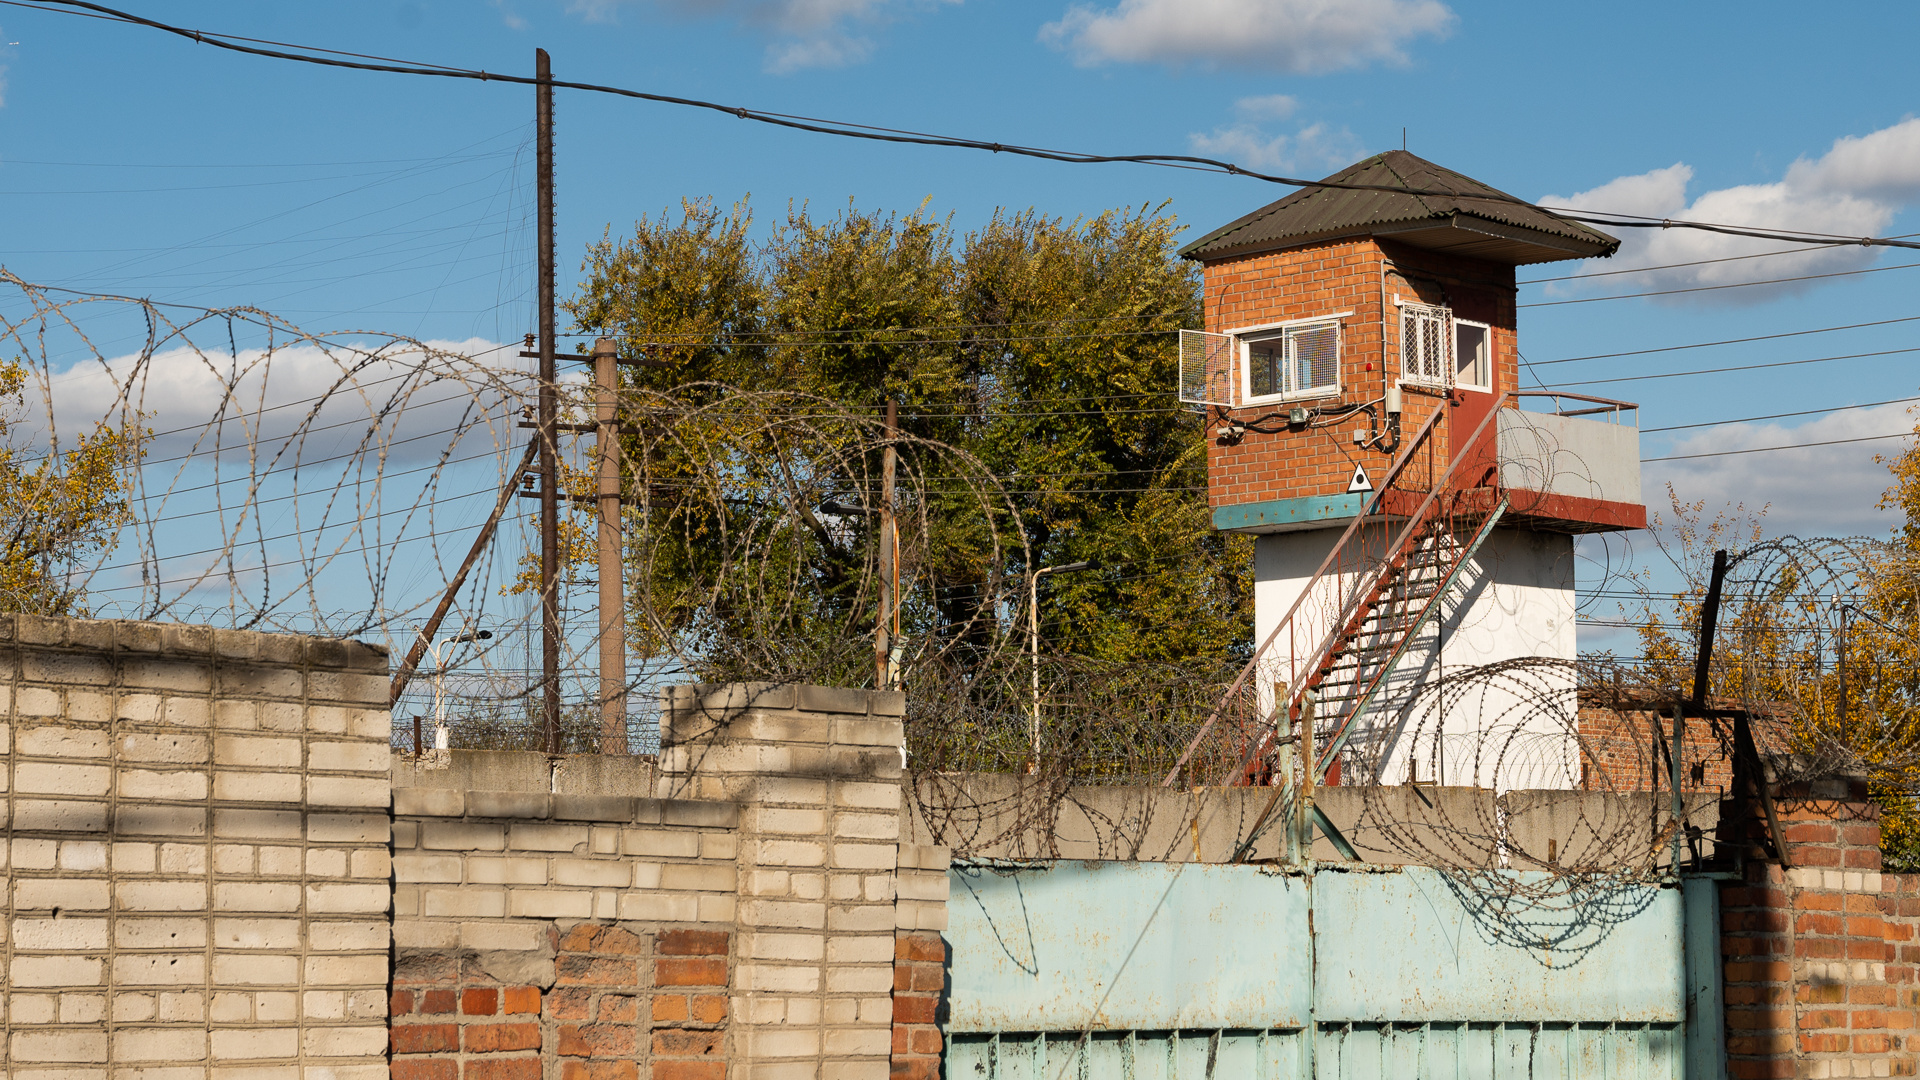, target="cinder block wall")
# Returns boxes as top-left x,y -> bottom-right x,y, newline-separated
0,615 -> 392,1080
656,683 -> 930,1080
393,683 -> 954,1080
389,778 -> 742,1080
